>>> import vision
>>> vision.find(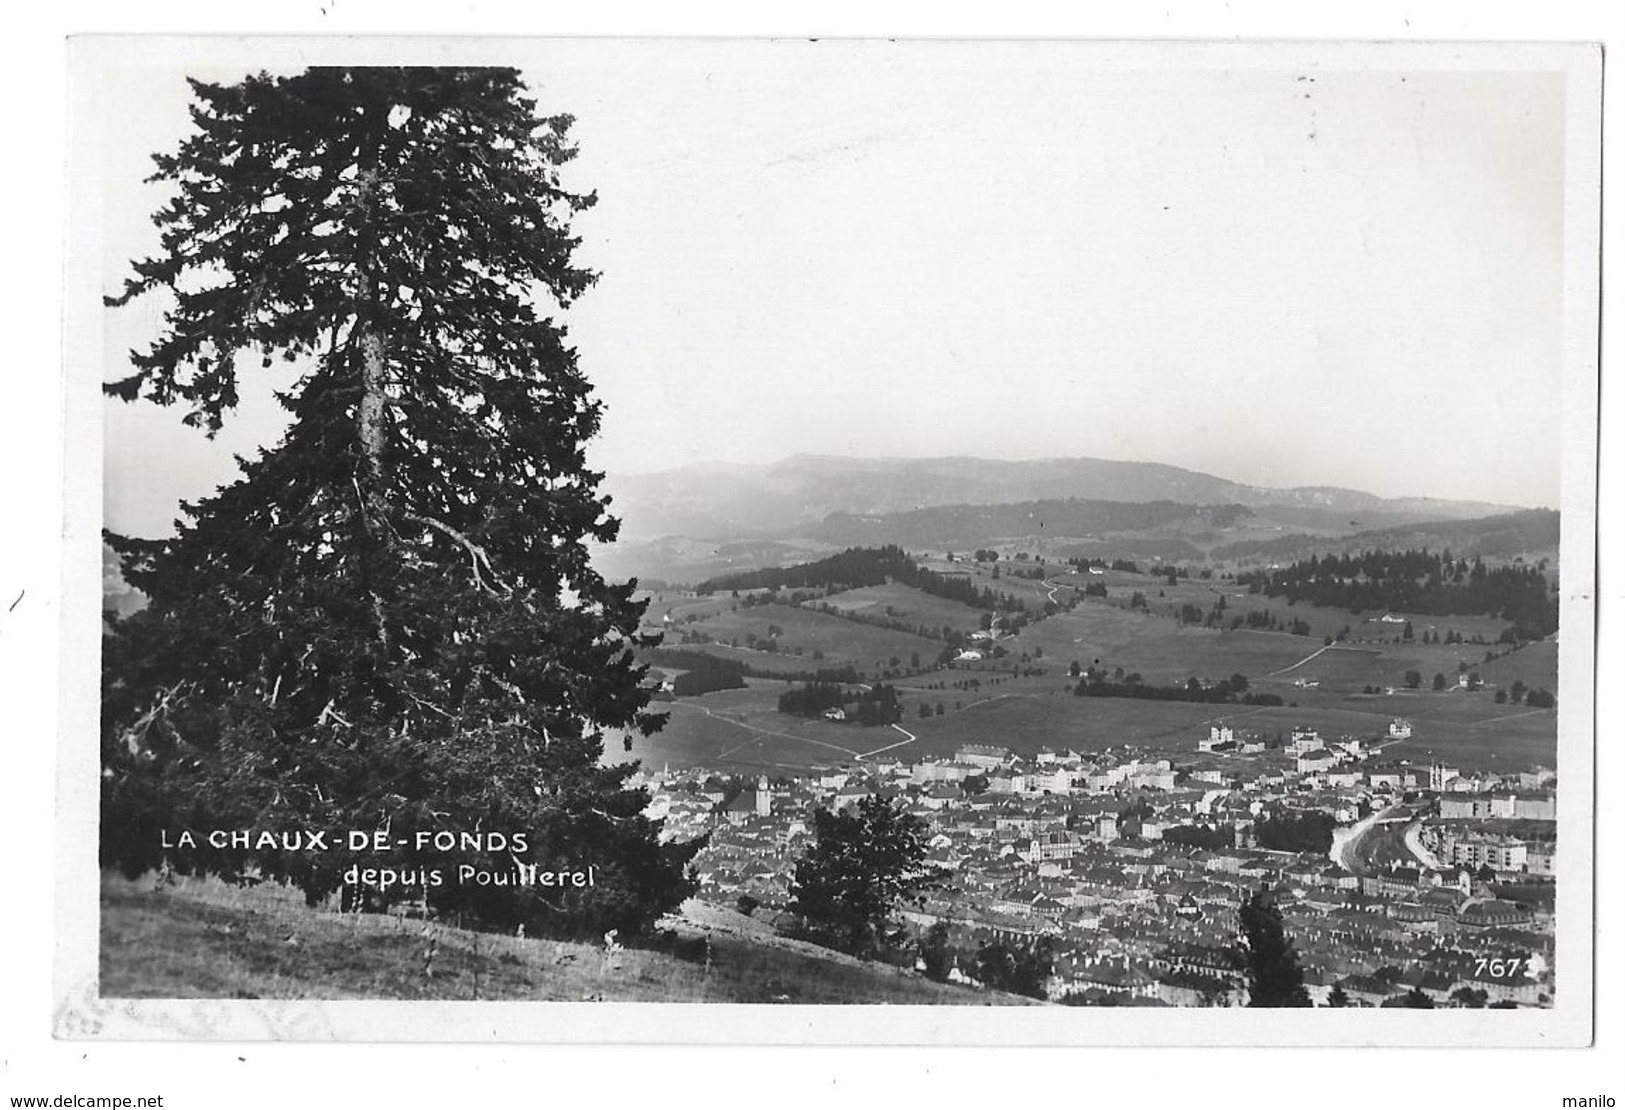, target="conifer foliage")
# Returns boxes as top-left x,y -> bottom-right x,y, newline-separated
788,797 -> 939,957
101,67 -> 698,937
1235,885 -> 1313,1007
